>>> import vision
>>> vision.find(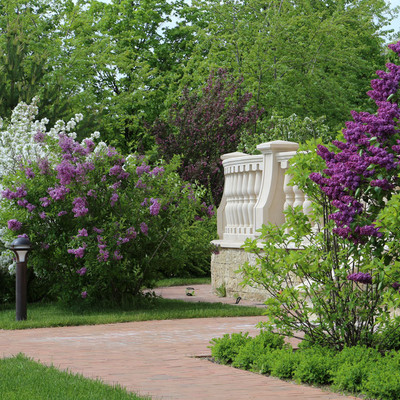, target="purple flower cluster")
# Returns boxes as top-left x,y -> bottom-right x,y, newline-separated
25,168 -> 35,179
136,164 -> 150,176
17,198 -> 36,212
140,222 -> 148,235
38,158 -> 51,175
310,41 -> 400,242
48,185 -> 70,201
2,186 -> 27,200
110,192 -> 119,207
392,282 -> 400,290
96,235 -> 109,262
135,179 -> 146,189
77,228 -> 88,237
7,219 -> 22,231
347,272 -> 373,284
116,226 -> 137,245
72,197 -> 88,217
76,267 -> 87,276
59,134 -> 90,159
150,166 -> 164,176
34,130 -> 46,143
40,197 -> 51,207
68,244 -> 87,258
149,198 -> 161,216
